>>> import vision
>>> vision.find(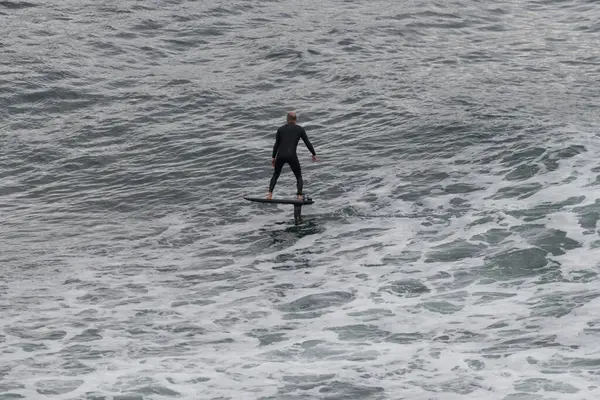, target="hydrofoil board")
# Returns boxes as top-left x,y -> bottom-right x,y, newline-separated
244,196 -> 314,205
